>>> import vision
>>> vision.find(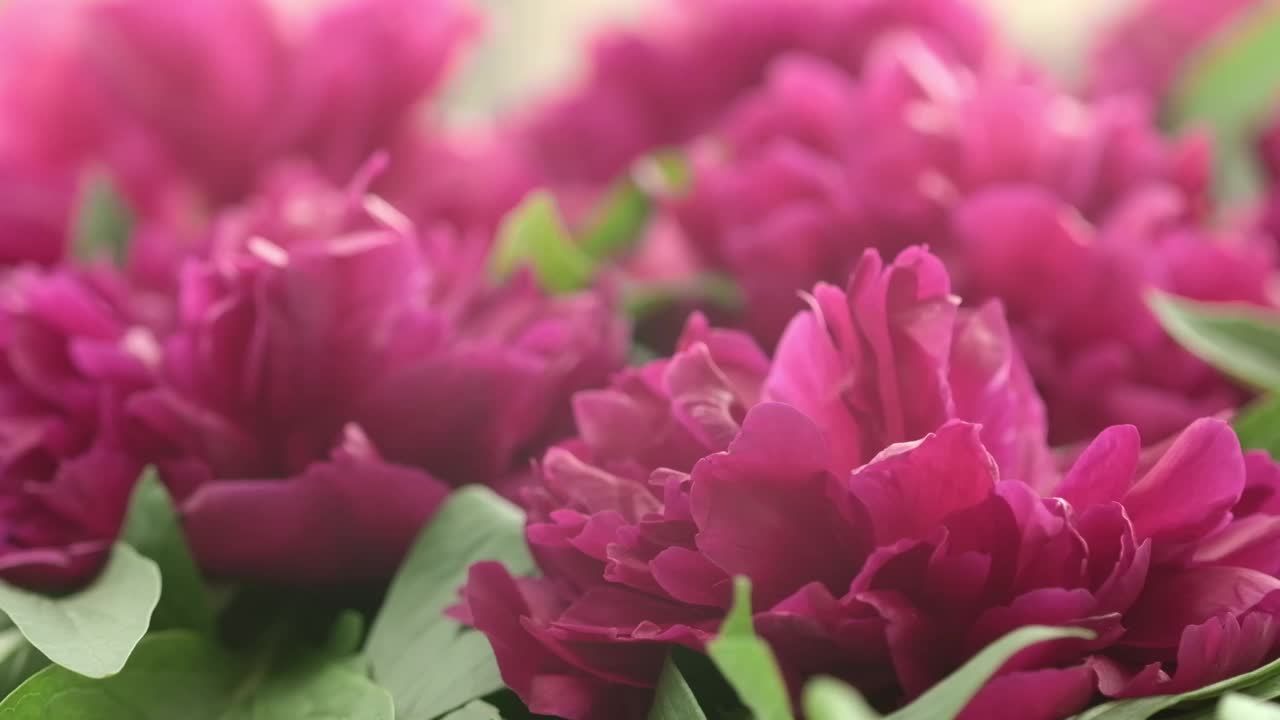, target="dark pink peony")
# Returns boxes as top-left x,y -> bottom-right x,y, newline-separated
130,172 -> 626,584
514,0 -> 991,188
1086,0 -> 1260,102
0,265 -> 162,589
458,248 -> 1167,720
662,33 -> 1270,443
458,247 -> 1280,719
